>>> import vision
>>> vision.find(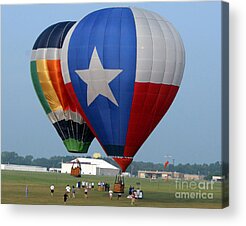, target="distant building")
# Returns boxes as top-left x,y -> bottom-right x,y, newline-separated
138,170 -> 184,179
183,174 -> 205,180
49,167 -> 62,173
138,170 -> 205,180
1,164 -> 47,172
61,158 -> 119,176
